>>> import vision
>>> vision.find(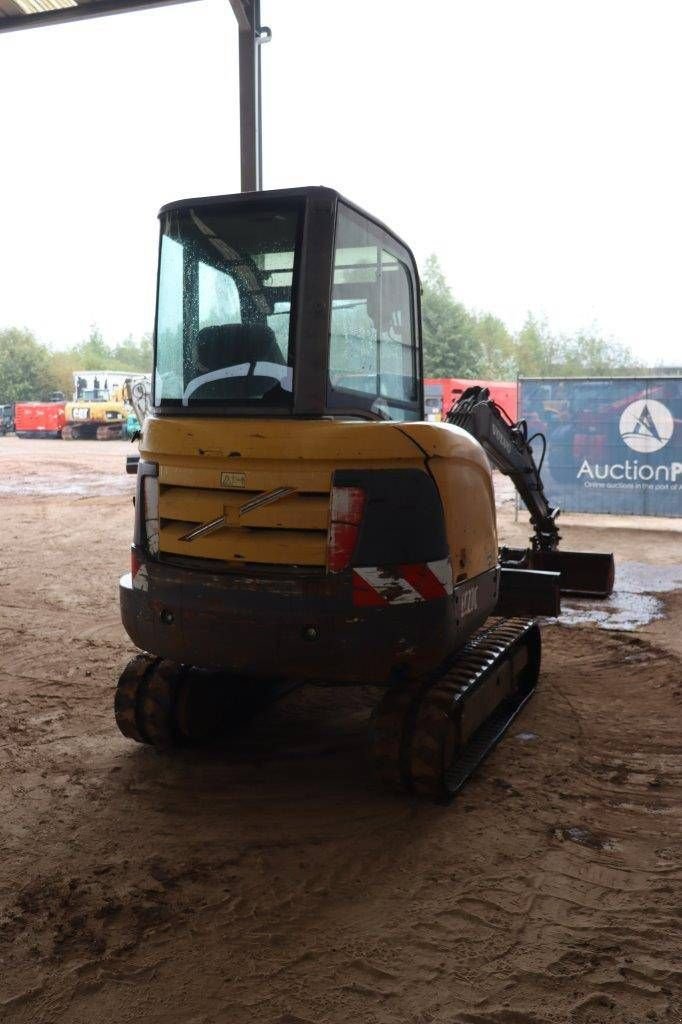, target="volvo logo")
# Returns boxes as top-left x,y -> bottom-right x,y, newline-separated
619,399 -> 674,454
